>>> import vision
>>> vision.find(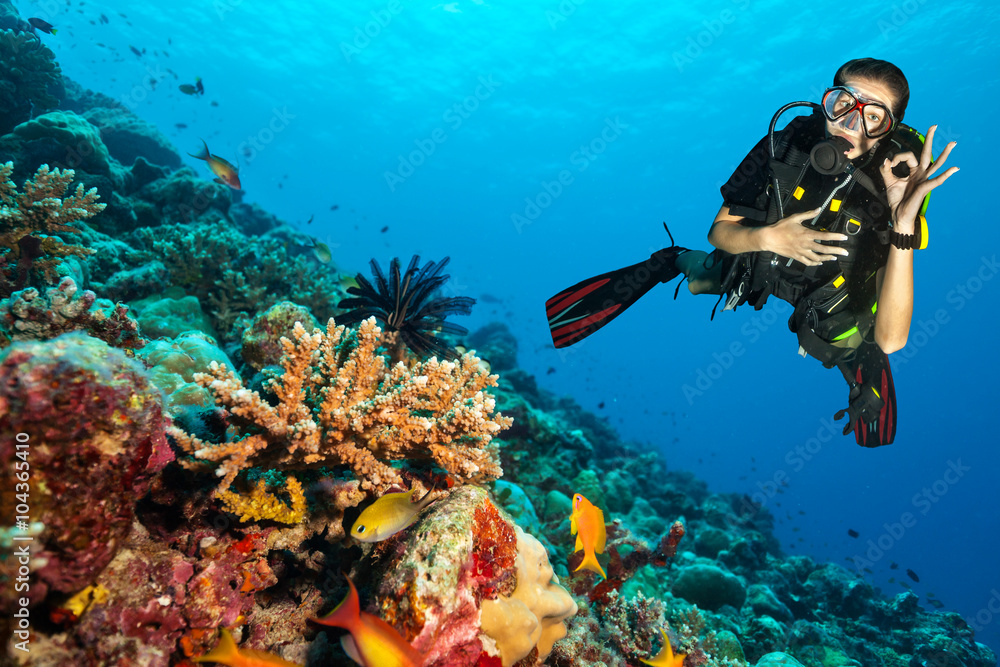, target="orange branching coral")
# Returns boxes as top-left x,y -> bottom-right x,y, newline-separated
170,317 -> 512,496
0,163 -> 103,293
